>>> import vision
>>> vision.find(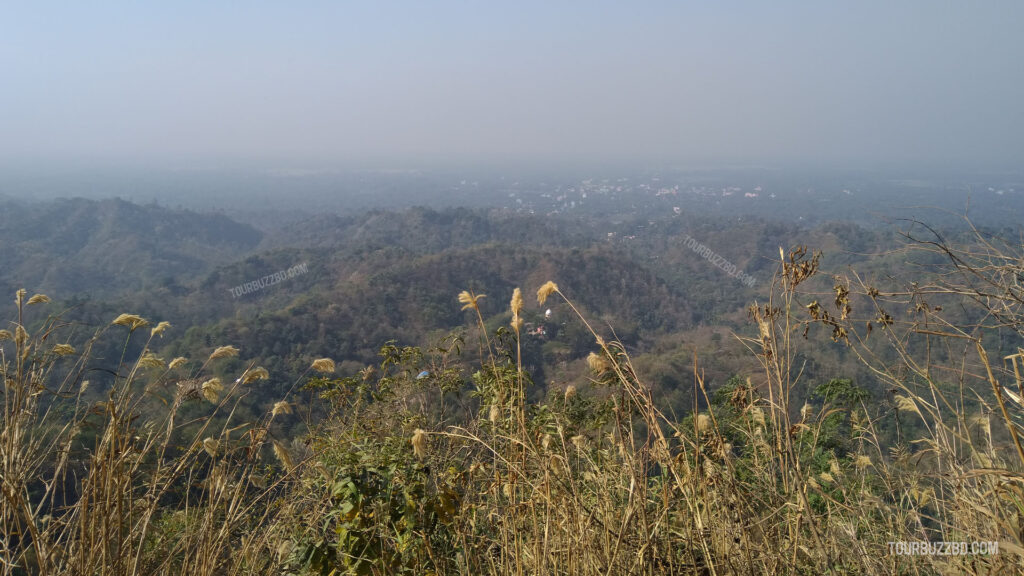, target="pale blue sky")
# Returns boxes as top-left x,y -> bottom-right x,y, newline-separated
2,2 -> 1021,169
